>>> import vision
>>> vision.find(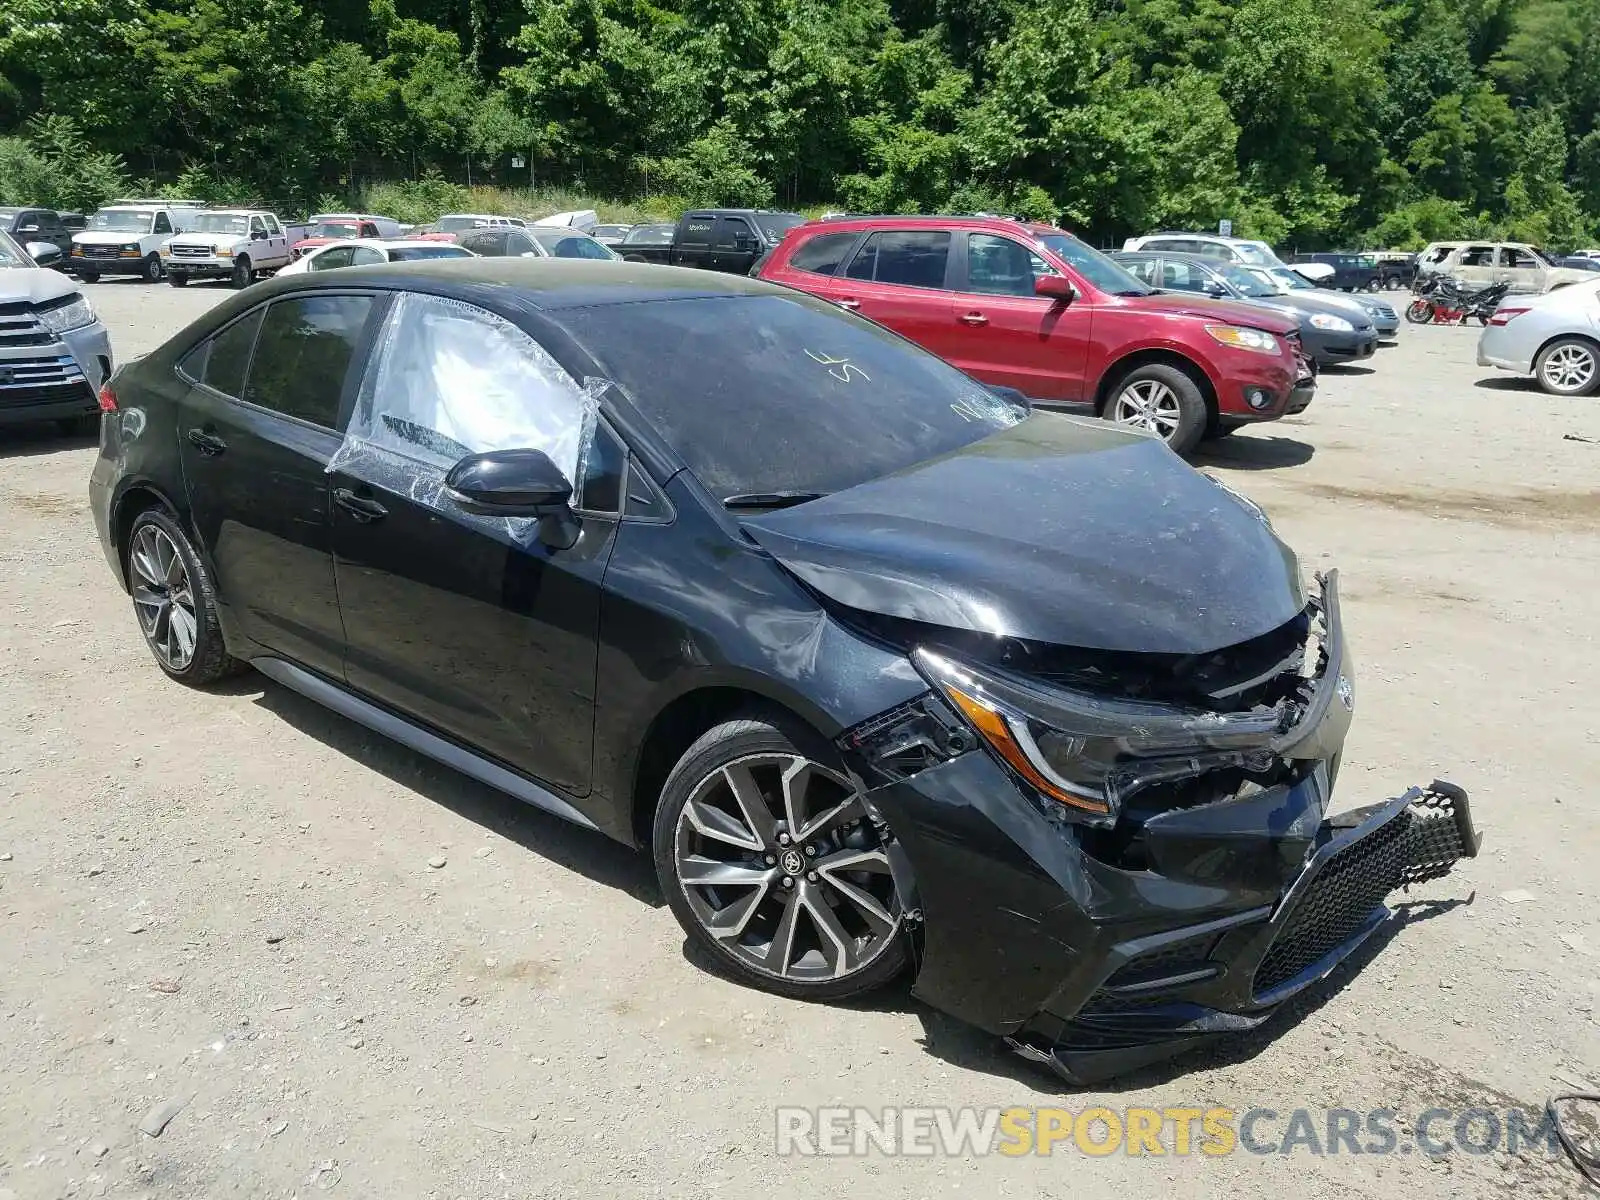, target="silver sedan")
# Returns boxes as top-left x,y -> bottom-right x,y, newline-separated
1477,280 -> 1600,396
